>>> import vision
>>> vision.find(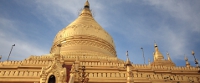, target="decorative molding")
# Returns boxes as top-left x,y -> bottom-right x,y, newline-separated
40,54 -> 66,83
51,35 -> 117,57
